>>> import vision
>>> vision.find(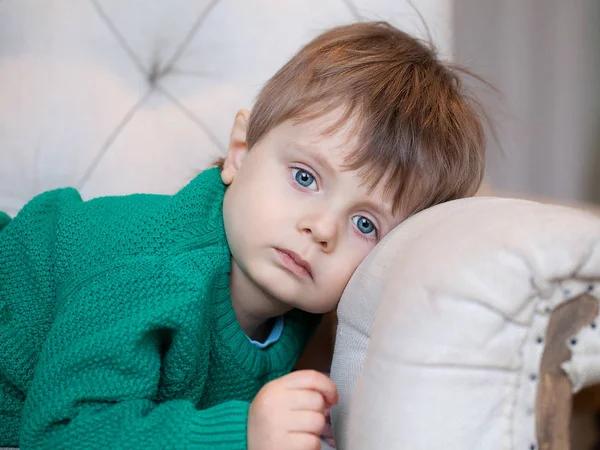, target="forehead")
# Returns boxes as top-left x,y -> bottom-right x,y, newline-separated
272,112 -> 356,175
277,108 -> 354,144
